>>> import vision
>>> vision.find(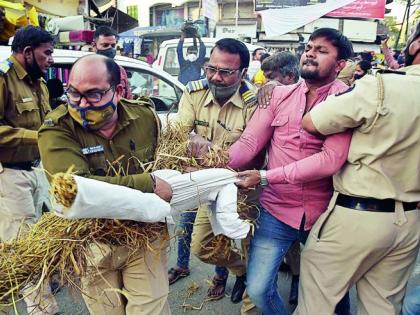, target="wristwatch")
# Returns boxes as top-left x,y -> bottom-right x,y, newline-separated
259,170 -> 268,187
